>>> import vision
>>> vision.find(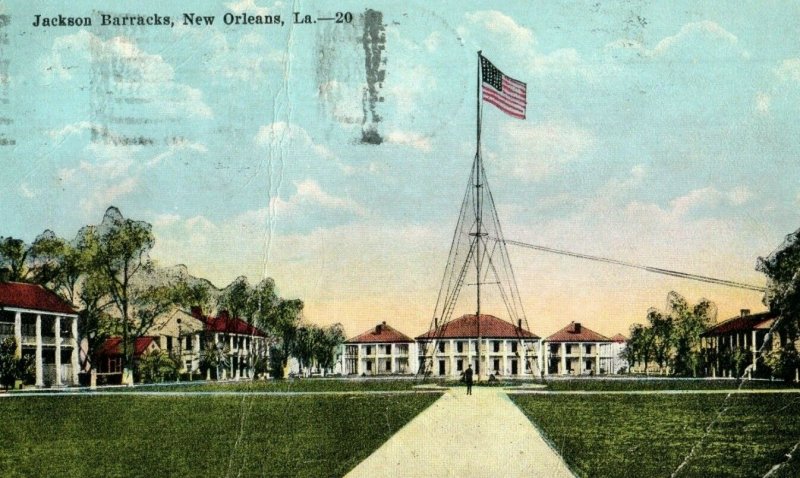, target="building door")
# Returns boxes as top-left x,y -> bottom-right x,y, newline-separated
438,359 -> 445,375
511,359 -> 518,375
